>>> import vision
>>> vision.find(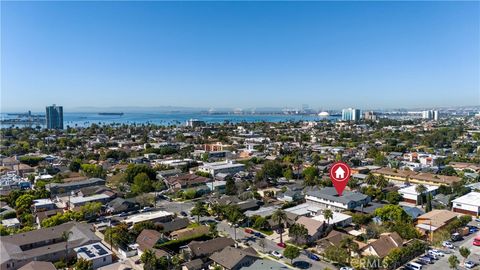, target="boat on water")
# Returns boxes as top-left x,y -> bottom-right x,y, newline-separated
98,112 -> 124,116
